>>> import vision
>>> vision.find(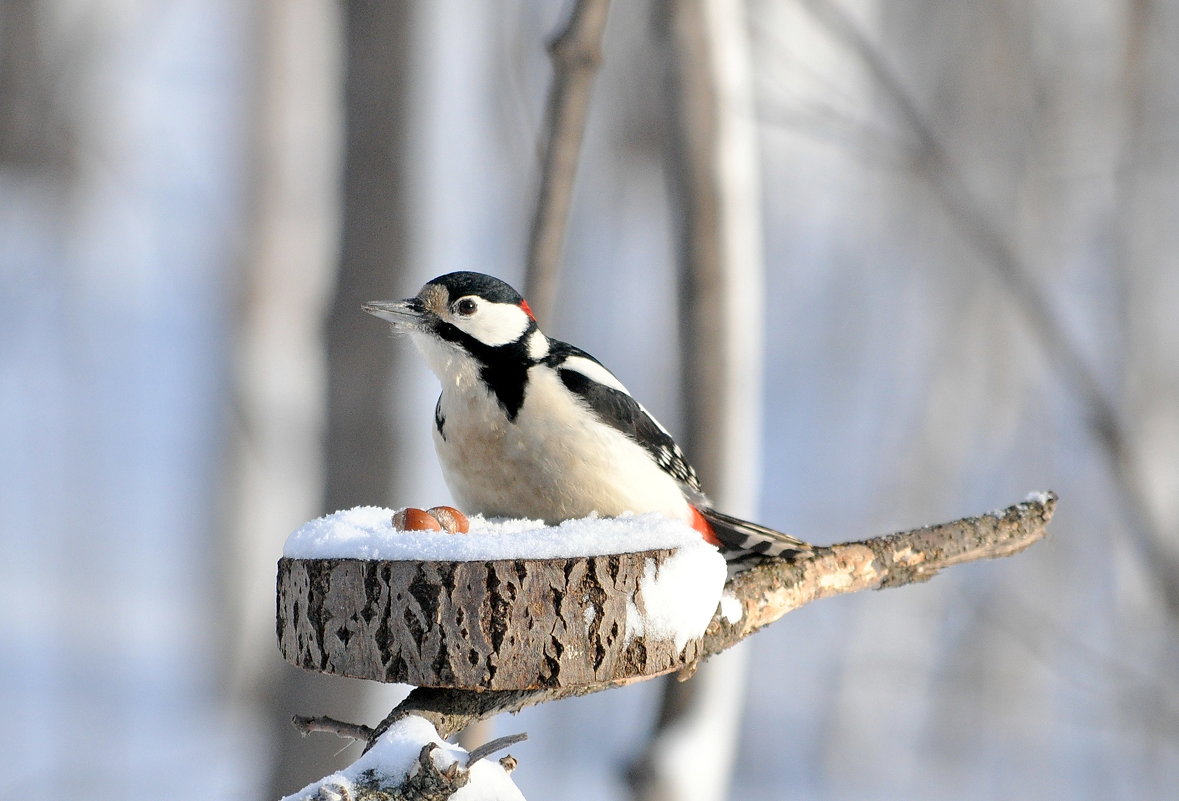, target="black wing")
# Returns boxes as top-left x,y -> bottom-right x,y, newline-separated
547,342 -> 703,496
